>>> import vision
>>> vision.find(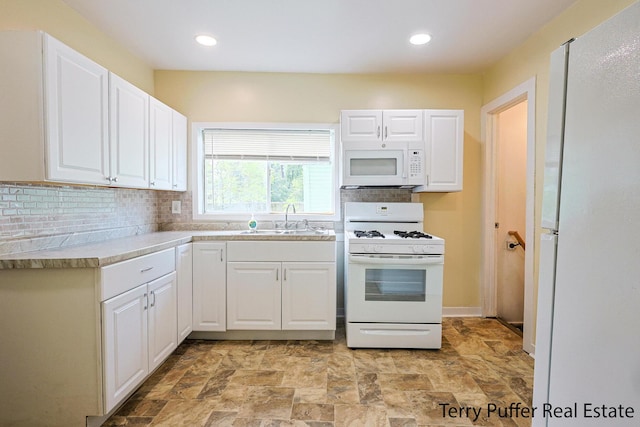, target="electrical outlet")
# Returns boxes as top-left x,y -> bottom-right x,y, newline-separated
171,201 -> 181,214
